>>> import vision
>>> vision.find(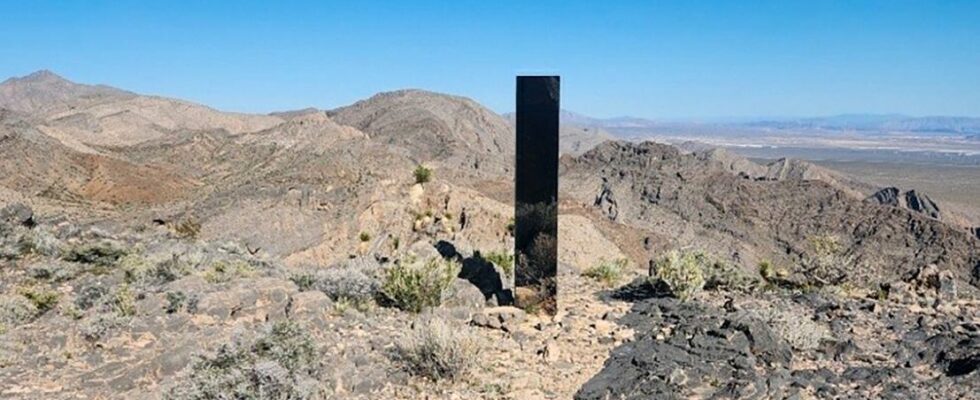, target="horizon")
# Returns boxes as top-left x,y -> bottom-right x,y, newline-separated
6,69 -> 979,124
2,1 -> 979,118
